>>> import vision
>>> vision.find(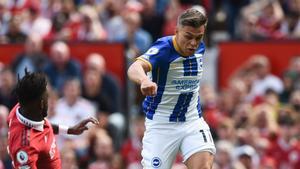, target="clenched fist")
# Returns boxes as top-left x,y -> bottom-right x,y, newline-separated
140,78 -> 157,96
